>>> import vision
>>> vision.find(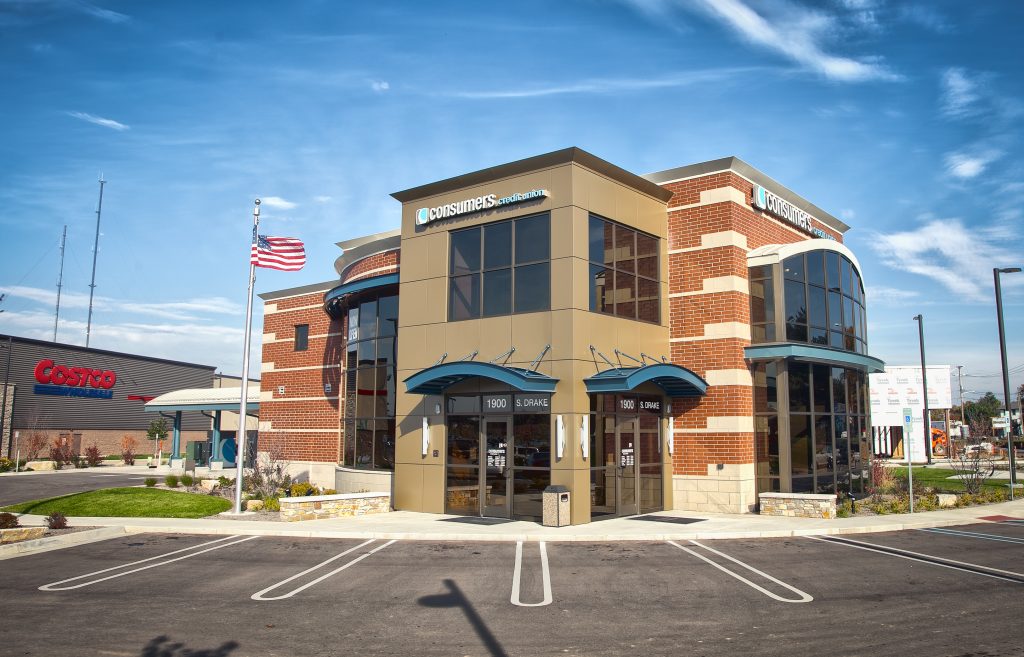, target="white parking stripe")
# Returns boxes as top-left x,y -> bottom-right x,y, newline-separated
808,536 -> 1024,583
510,541 -> 553,607
40,535 -> 258,591
919,527 -> 1024,545
251,539 -> 395,601
668,540 -> 813,603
